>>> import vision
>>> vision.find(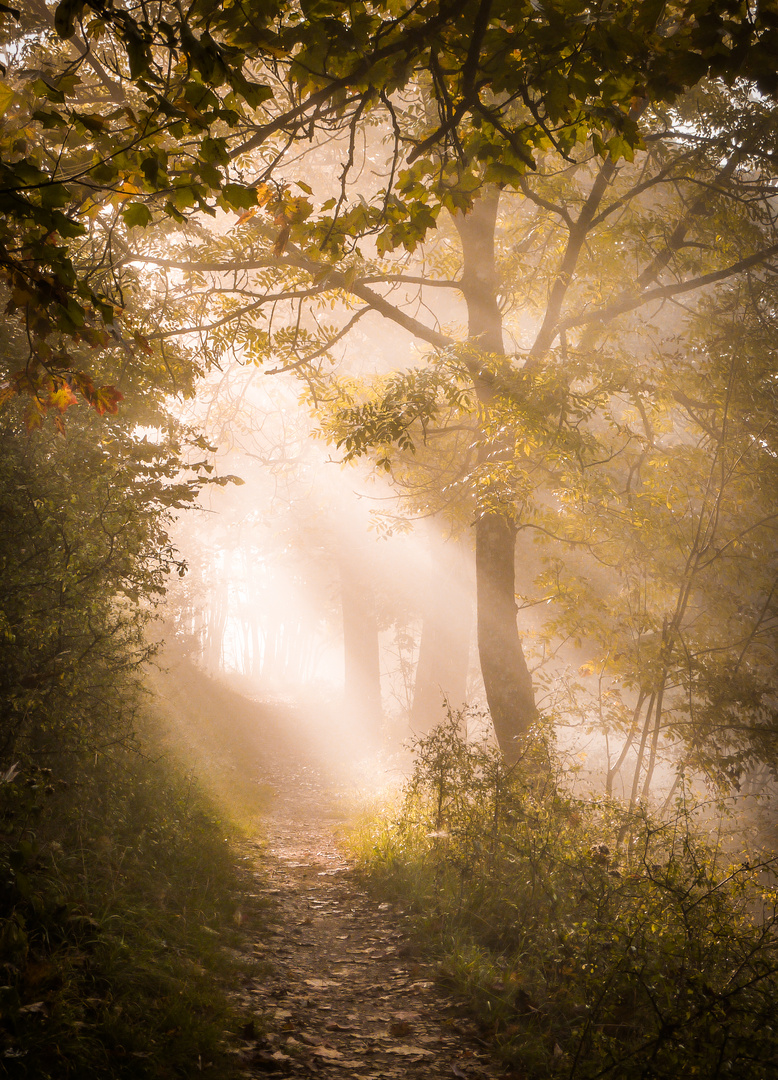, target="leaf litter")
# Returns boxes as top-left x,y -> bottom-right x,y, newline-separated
150,664 -> 511,1078
227,756 -> 513,1079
